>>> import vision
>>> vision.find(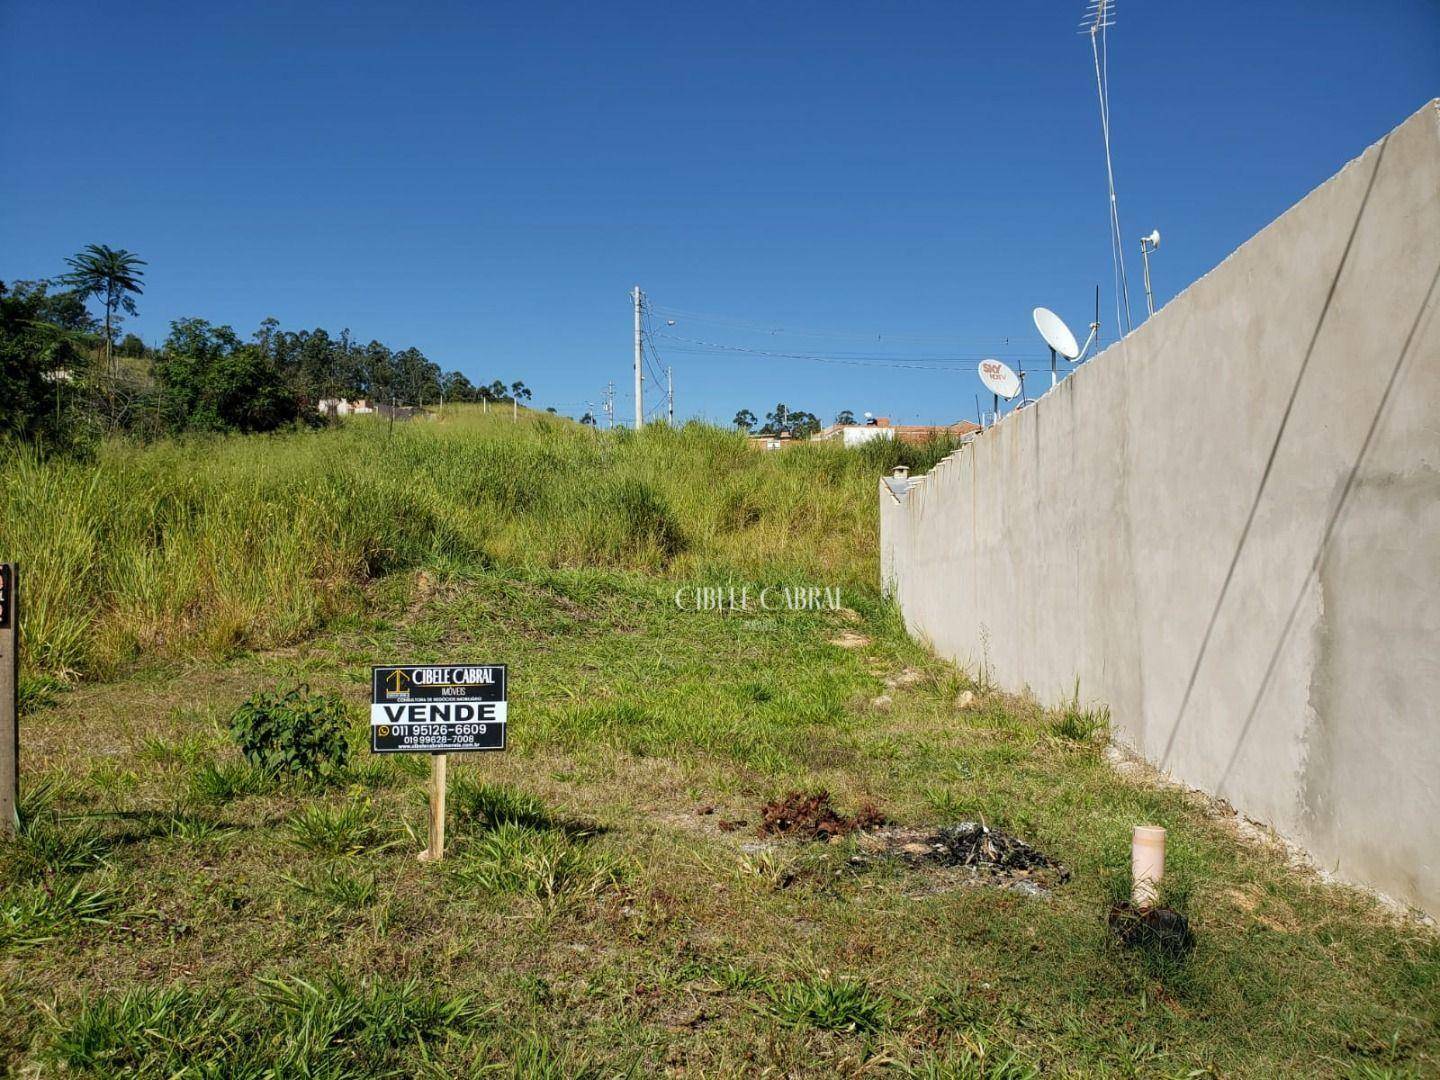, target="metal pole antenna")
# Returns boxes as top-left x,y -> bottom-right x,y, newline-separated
667,366 -> 673,425
632,285 -> 644,429
1140,232 -> 1159,318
